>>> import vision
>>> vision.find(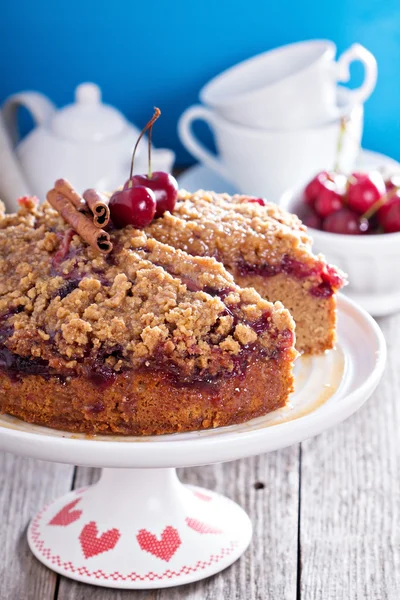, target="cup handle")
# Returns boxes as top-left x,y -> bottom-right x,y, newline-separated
336,43 -> 377,105
178,105 -> 231,180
